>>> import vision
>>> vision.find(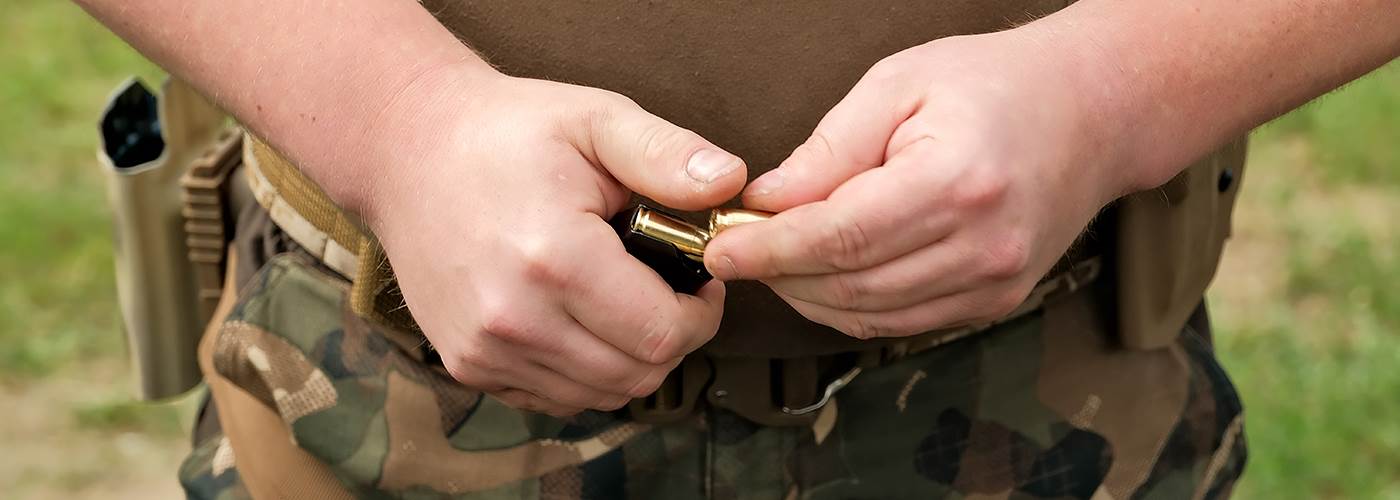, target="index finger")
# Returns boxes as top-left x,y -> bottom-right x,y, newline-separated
706,138 -> 959,280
